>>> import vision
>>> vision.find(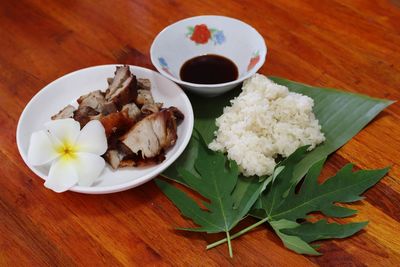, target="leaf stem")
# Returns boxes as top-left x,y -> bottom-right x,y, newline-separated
226,231 -> 233,258
207,217 -> 269,250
